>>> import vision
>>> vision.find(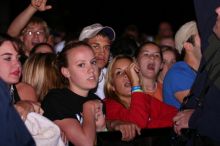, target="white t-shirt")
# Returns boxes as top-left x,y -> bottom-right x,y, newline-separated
94,68 -> 107,100
54,41 -> 65,53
